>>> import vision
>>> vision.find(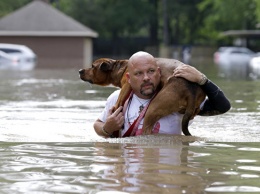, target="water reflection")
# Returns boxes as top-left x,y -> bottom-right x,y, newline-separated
216,62 -> 250,80
0,141 -> 260,193
216,58 -> 260,81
